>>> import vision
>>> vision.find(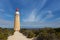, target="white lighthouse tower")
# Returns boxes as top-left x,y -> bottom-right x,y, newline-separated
14,8 -> 20,31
